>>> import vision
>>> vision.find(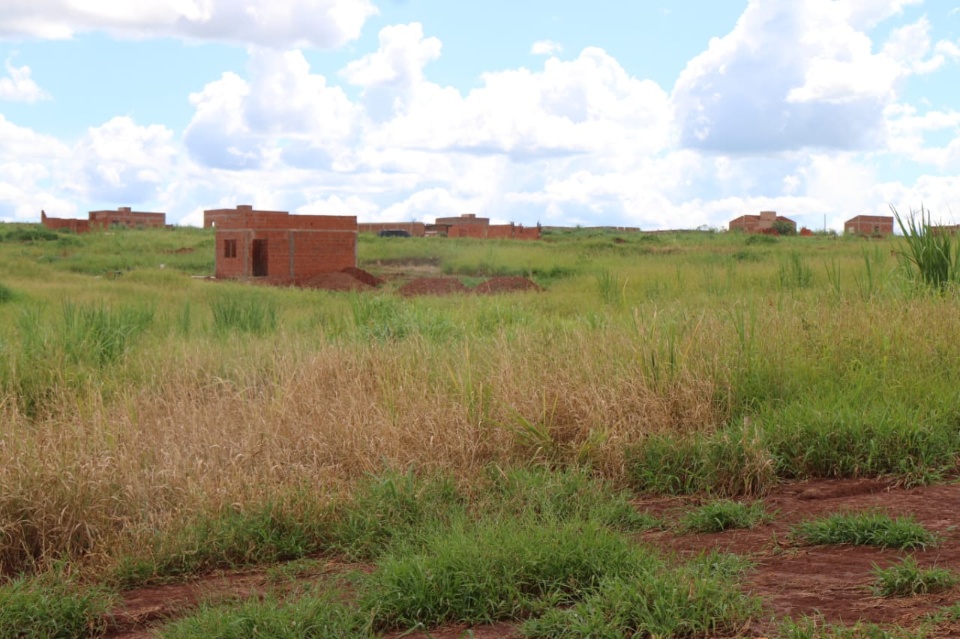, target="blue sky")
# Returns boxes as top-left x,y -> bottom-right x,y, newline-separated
1,0 -> 959,231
